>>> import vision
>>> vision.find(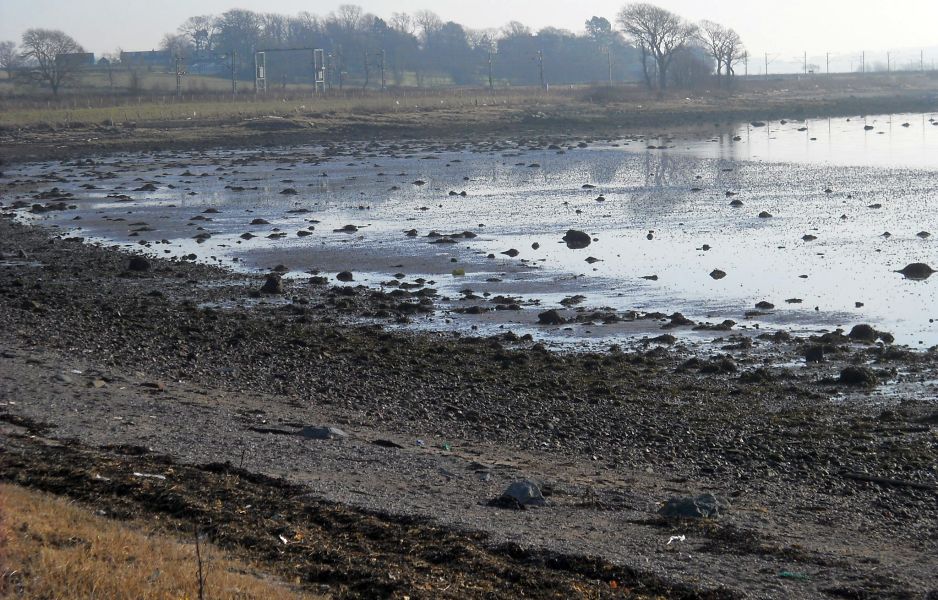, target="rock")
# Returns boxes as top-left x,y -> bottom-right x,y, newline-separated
710,269 -> 727,280
538,309 -> 566,325
250,218 -> 270,225
755,301 -> 775,310
917,231 -> 931,239
804,345 -> 826,363
802,234 -> 817,241
531,242 -> 540,250
898,263 -> 934,280
260,273 -> 283,294
729,199 -> 744,207
490,480 -> 546,509
128,256 -> 151,272
501,249 -> 519,257
751,121 -> 766,127
562,229 -> 591,249
659,493 -> 728,519
280,188 -> 298,195
334,224 -> 358,233
758,211 -> 773,218
839,366 -> 877,387
298,426 -> 348,440
336,271 -> 354,282
848,324 -> 878,342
